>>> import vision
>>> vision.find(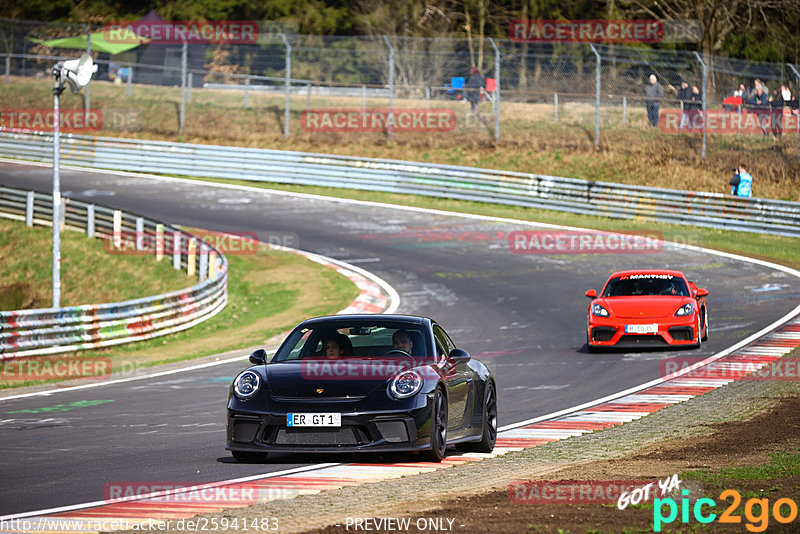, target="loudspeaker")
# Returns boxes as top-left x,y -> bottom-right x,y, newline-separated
60,53 -> 98,93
